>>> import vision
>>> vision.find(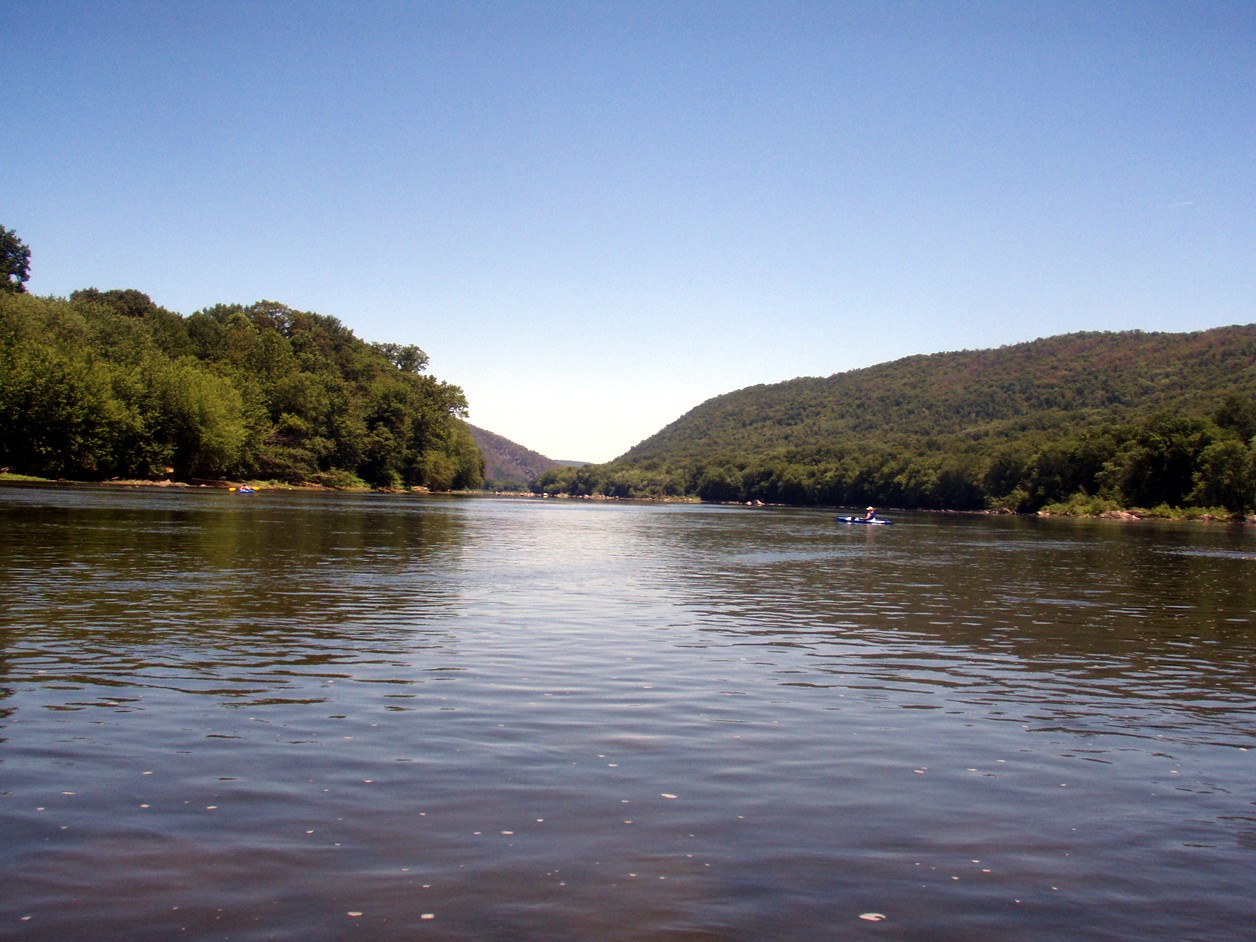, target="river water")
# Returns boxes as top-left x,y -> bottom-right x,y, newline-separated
1,485 -> 1253,941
